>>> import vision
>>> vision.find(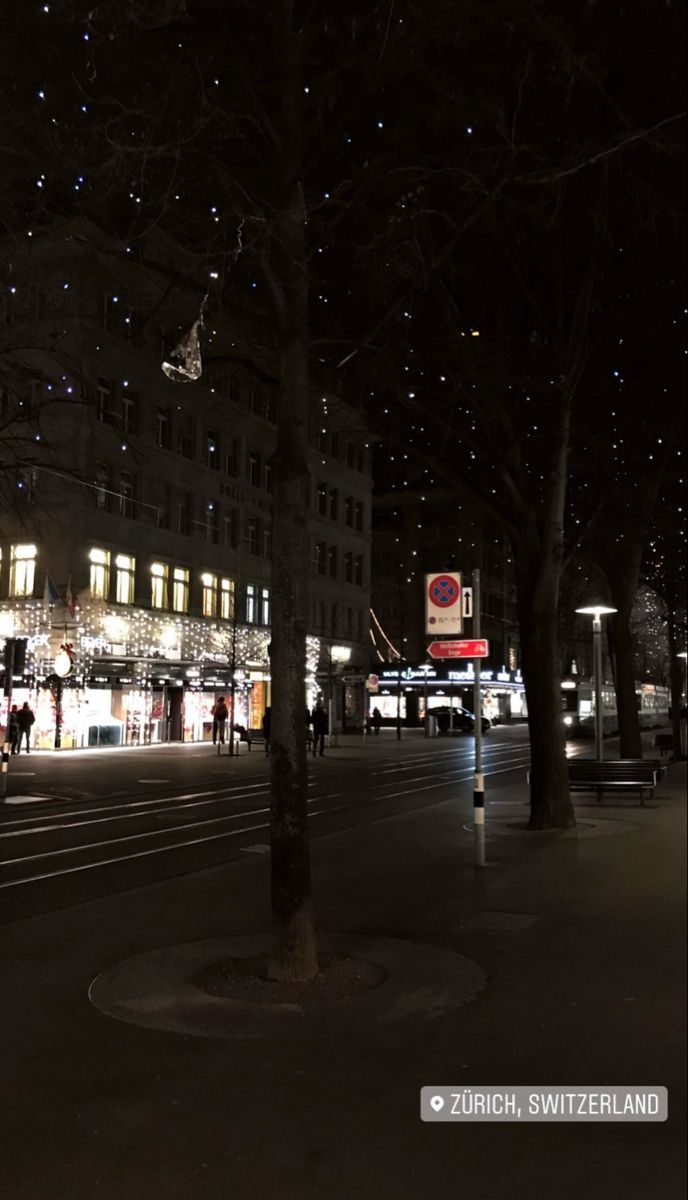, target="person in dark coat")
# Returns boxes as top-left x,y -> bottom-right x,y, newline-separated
311,703 -> 328,757
16,702 -> 35,753
372,707 -> 382,735
212,696 -> 229,744
262,707 -> 271,755
8,705 -> 20,755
